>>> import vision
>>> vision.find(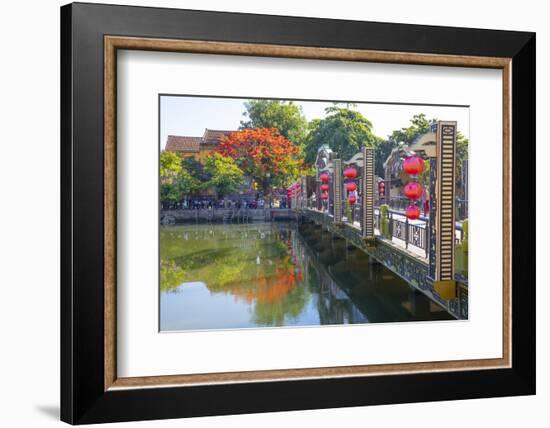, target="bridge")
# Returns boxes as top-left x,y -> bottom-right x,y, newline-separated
289,121 -> 468,320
